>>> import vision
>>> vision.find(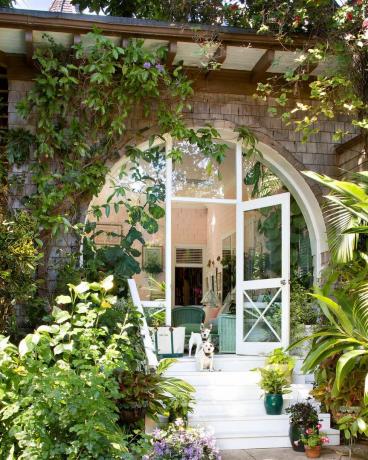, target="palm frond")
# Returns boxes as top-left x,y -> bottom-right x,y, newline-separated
304,171 -> 368,262
354,283 -> 368,340
324,200 -> 360,261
